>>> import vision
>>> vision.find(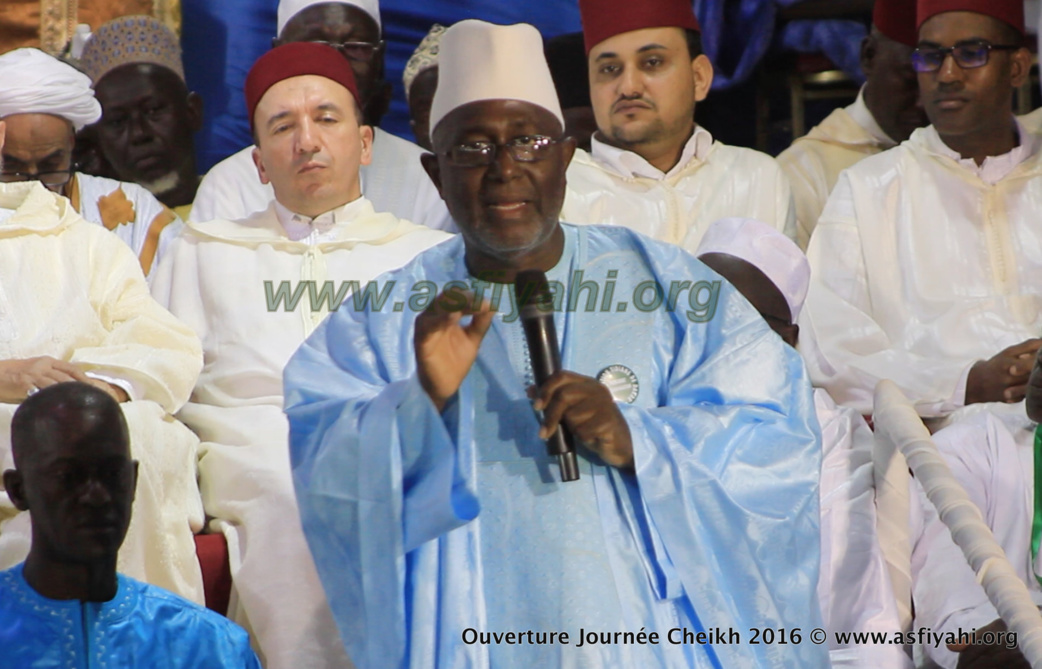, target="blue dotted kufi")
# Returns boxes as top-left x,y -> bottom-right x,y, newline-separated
80,15 -> 184,85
